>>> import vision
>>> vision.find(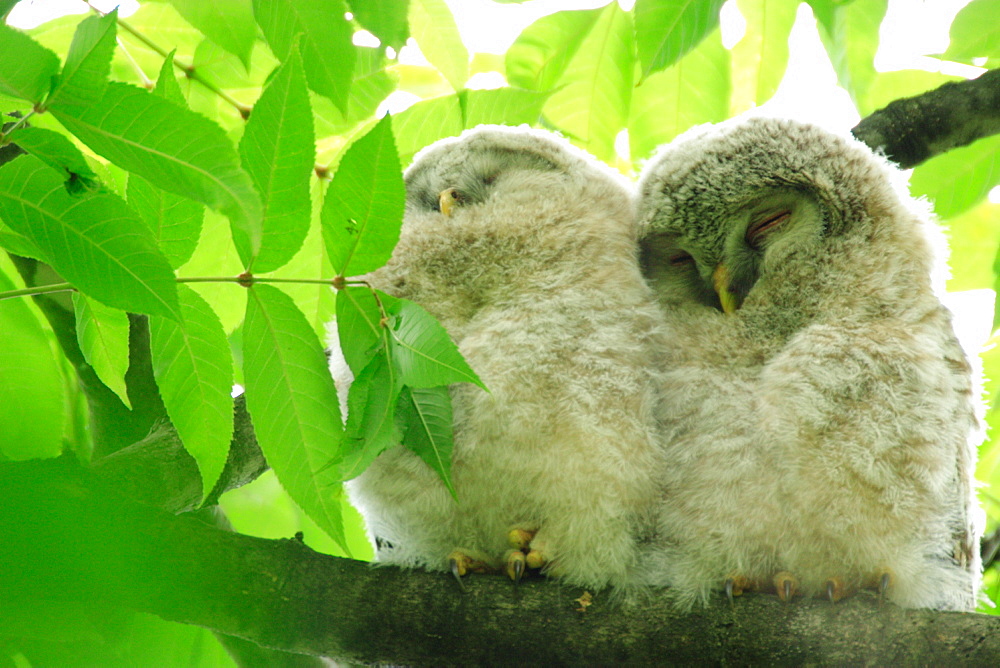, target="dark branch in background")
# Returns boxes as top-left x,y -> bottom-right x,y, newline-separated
853,67 -> 1000,168
3,457 -> 999,665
